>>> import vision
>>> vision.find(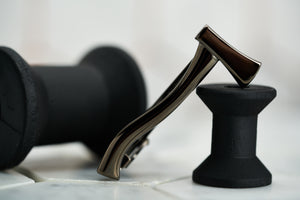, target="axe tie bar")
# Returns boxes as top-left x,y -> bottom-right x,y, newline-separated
97,25 -> 261,180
